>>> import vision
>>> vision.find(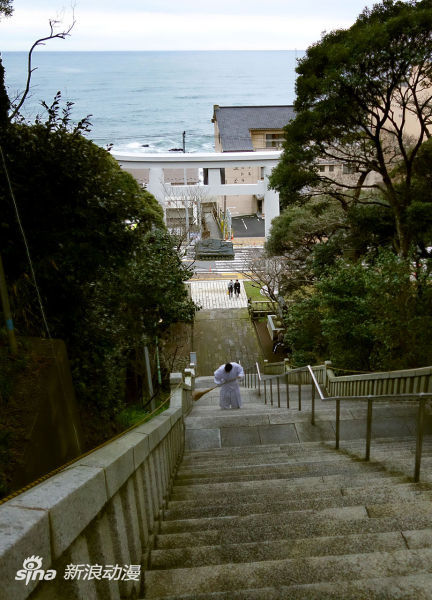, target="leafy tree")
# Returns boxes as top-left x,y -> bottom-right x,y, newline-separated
0,0 -> 13,18
72,230 -> 196,411
1,97 -> 164,338
0,4 -> 197,450
0,97 -> 195,418
0,0 -> 11,131
271,0 -> 432,256
285,251 -> 432,371
0,58 -> 9,130
283,290 -> 327,366
364,251 -> 432,369
265,198 -> 348,289
266,198 -> 347,258
241,254 -> 289,302
317,262 -> 375,371
406,136 -> 432,252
